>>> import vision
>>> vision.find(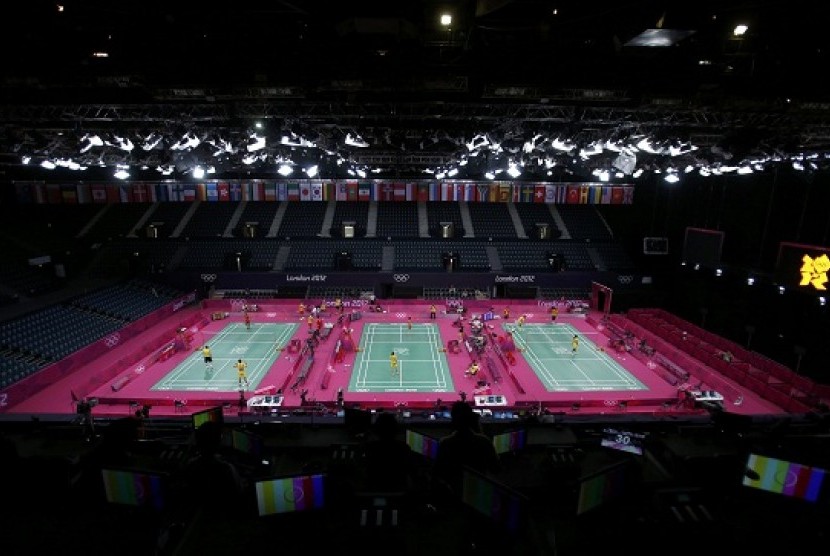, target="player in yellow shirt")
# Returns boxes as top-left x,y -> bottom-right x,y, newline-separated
390,351 -> 399,376
517,314 -> 526,329
202,345 -> 213,369
235,359 -> 249,389
571,335 -> 579,355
